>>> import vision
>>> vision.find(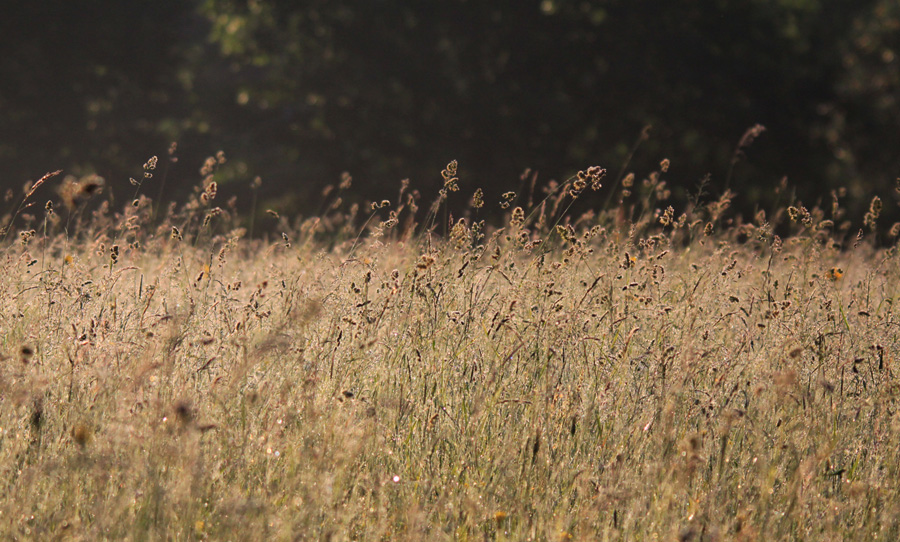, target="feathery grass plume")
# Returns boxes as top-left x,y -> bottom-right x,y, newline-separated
864,195 -> 882,230
1,170 -> 62,240
725,123 -> 765,190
